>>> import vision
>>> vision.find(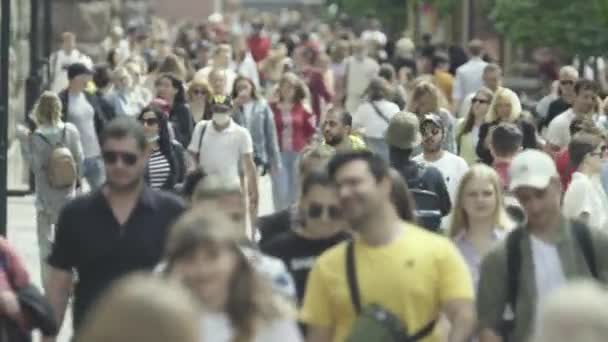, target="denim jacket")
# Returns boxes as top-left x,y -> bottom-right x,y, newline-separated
233,99 -> 281,168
